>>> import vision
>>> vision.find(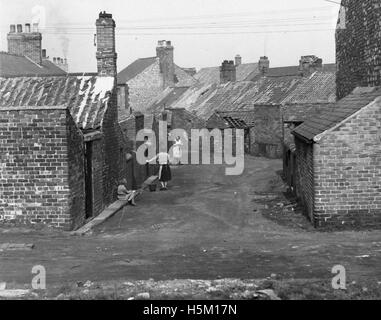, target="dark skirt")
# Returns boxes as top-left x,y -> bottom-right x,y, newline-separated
160,164 -> 172,182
